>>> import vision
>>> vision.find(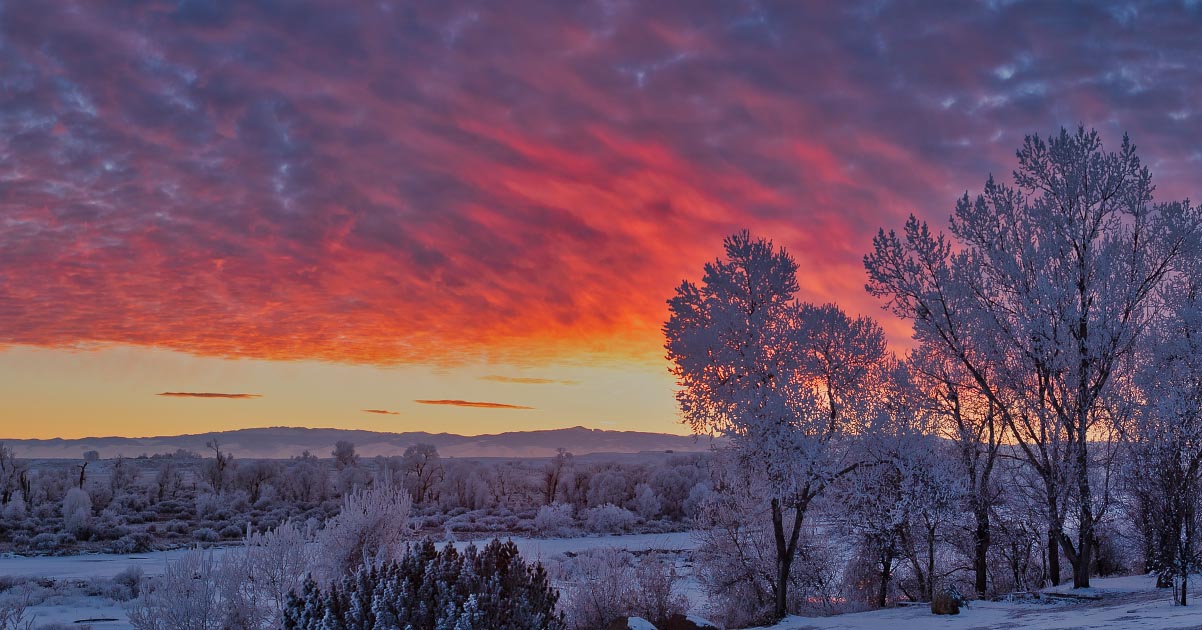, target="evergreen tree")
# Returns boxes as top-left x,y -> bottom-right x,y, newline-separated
284,539 -> 564,630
